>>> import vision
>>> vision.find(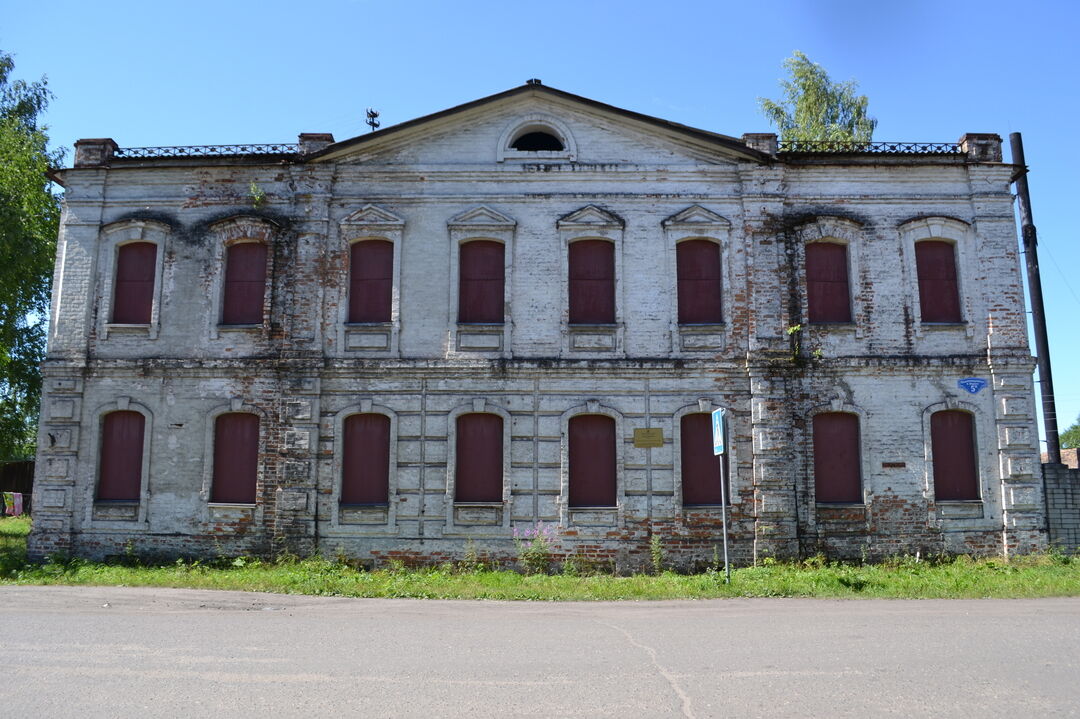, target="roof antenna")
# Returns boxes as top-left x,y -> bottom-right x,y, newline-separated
365,108 -> 381,132
526,78 -> 542,85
